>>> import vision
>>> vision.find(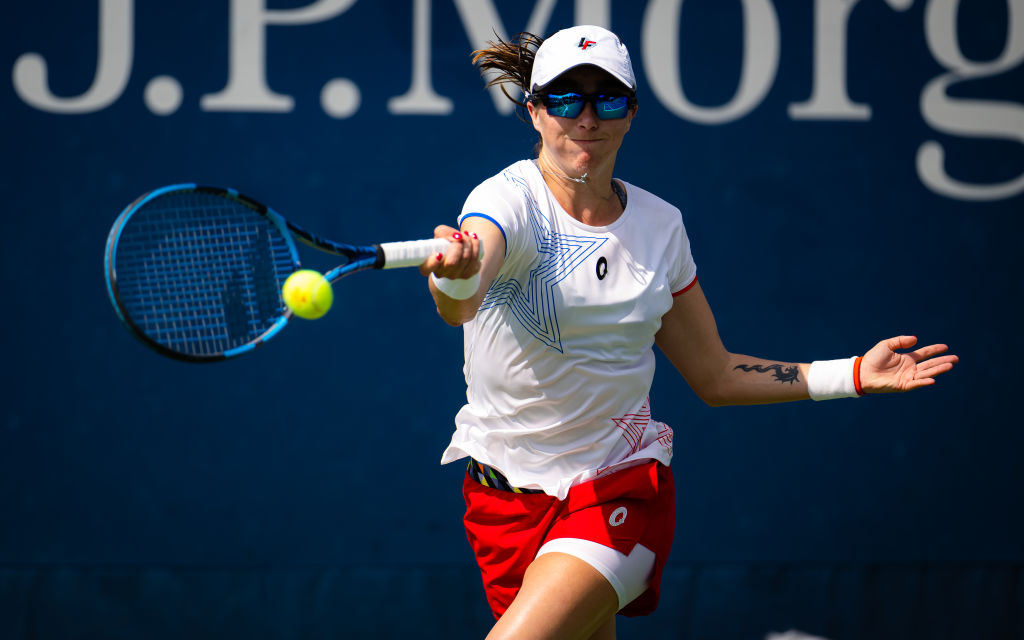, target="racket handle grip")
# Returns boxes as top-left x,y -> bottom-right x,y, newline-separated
378,237 -> 485,269
378,238 -> 449,269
